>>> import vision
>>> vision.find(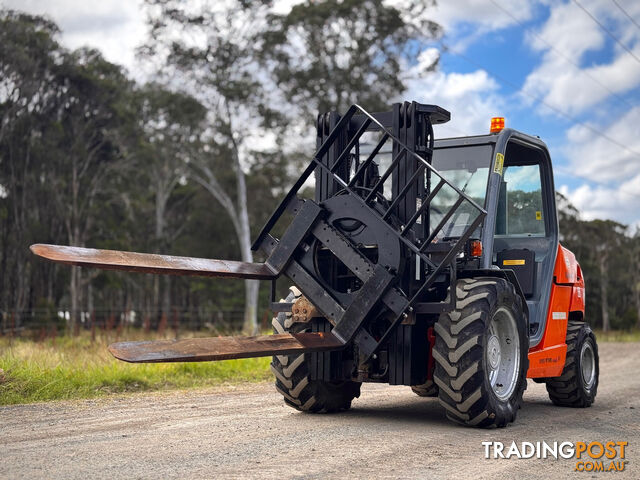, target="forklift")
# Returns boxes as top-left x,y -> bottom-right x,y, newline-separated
32,101 -> 598,427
